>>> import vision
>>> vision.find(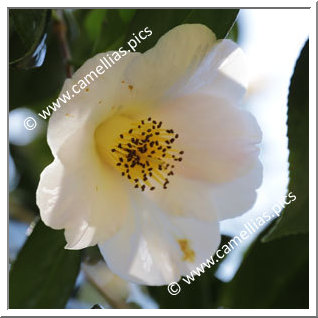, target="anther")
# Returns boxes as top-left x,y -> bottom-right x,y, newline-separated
110,117 -> 183,192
